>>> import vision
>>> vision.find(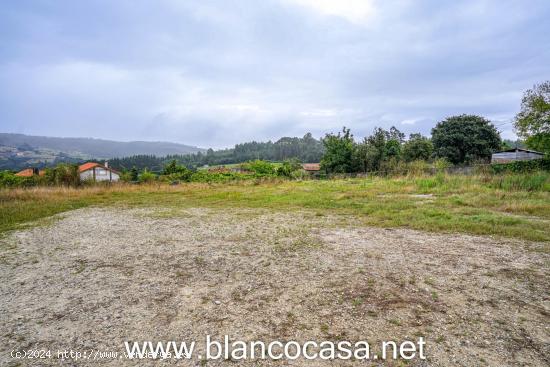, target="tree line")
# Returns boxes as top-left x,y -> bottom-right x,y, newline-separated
321,80 -> 549,174
109,80 -> 547,174
109,133 -> 324,171
321,115 -> 503,174
2,80 -> 547,181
